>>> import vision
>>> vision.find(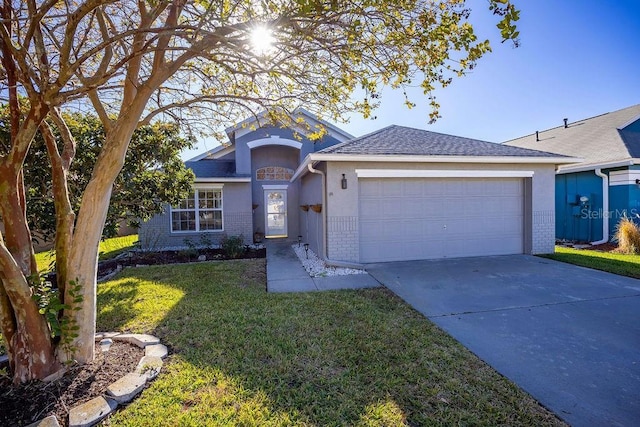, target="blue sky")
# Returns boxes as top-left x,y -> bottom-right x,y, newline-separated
183,0 -> 640,158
